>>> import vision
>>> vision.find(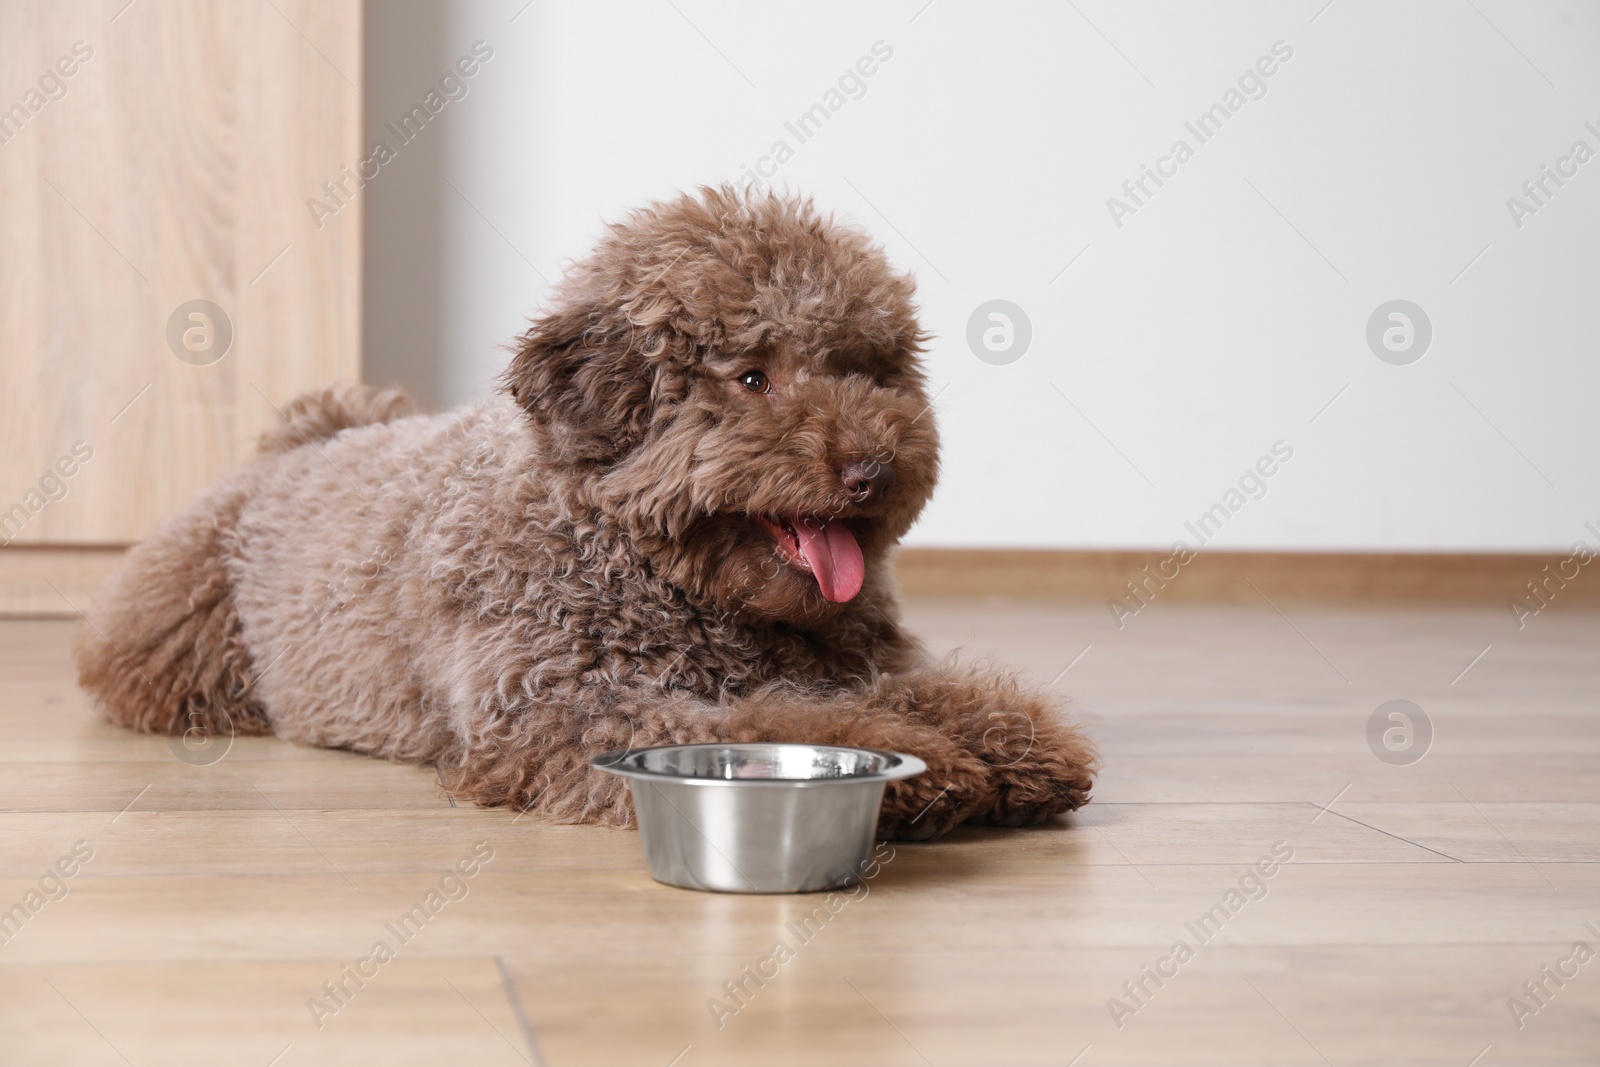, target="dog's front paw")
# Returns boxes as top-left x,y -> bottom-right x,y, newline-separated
875,742 -> 991,841
963,704 -> 1097,827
